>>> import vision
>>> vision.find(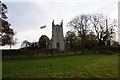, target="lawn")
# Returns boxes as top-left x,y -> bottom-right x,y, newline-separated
2,53 -> 118,78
